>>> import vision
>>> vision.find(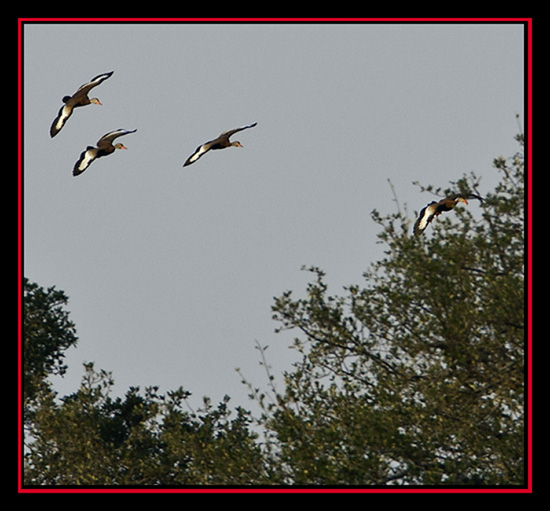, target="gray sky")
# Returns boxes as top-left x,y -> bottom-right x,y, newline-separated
23,21 -> 525,412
